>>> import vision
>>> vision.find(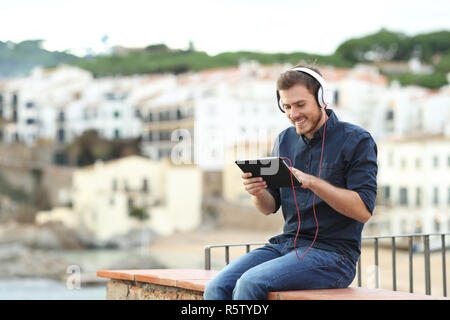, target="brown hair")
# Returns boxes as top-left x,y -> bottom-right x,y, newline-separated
276,63 -> 322,98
